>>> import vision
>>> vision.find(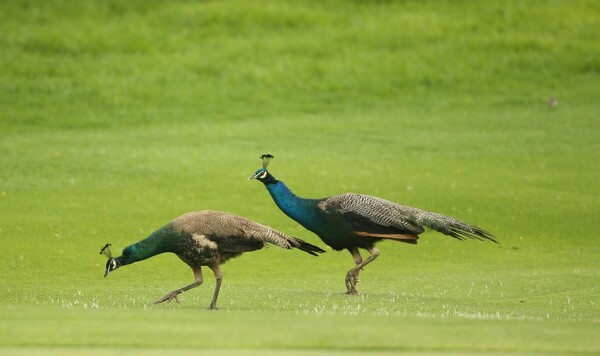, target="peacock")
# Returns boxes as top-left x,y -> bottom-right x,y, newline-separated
100,210 -> 325,309
250,154 -> 497,294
